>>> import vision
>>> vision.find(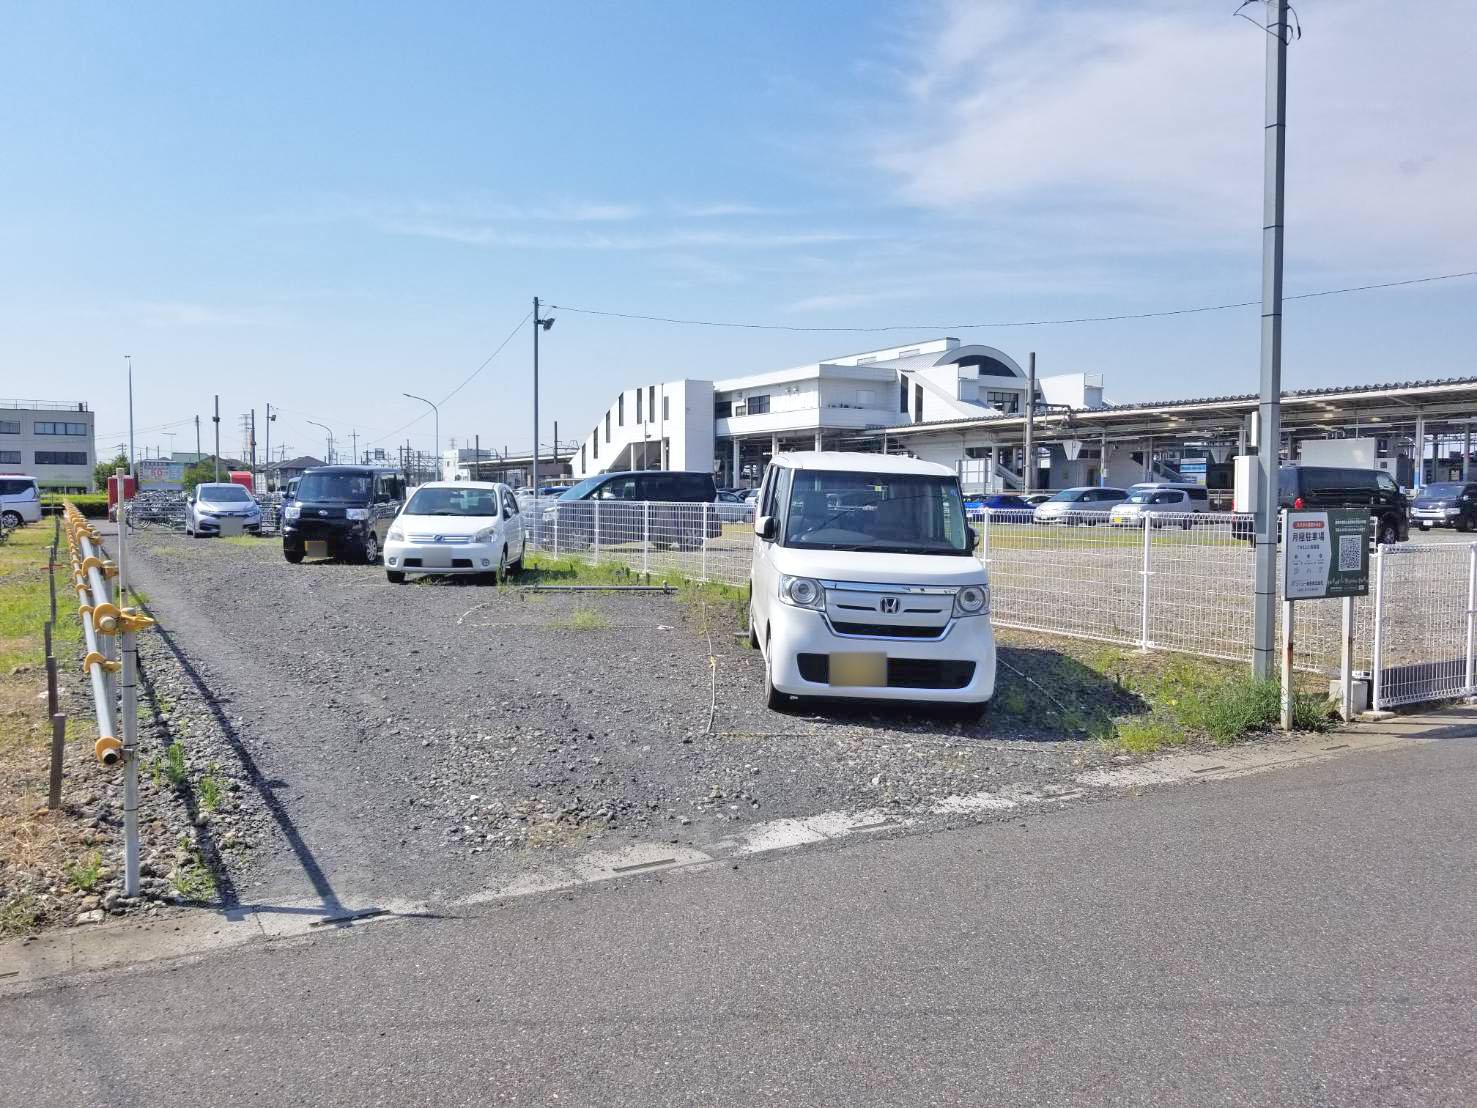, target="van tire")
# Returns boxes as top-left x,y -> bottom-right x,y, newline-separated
1,511 -> 20,529
764,656 -> 786,711
386,570 -> 406,584
1376,520 -> 1400,546
284,549 -> 304,564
